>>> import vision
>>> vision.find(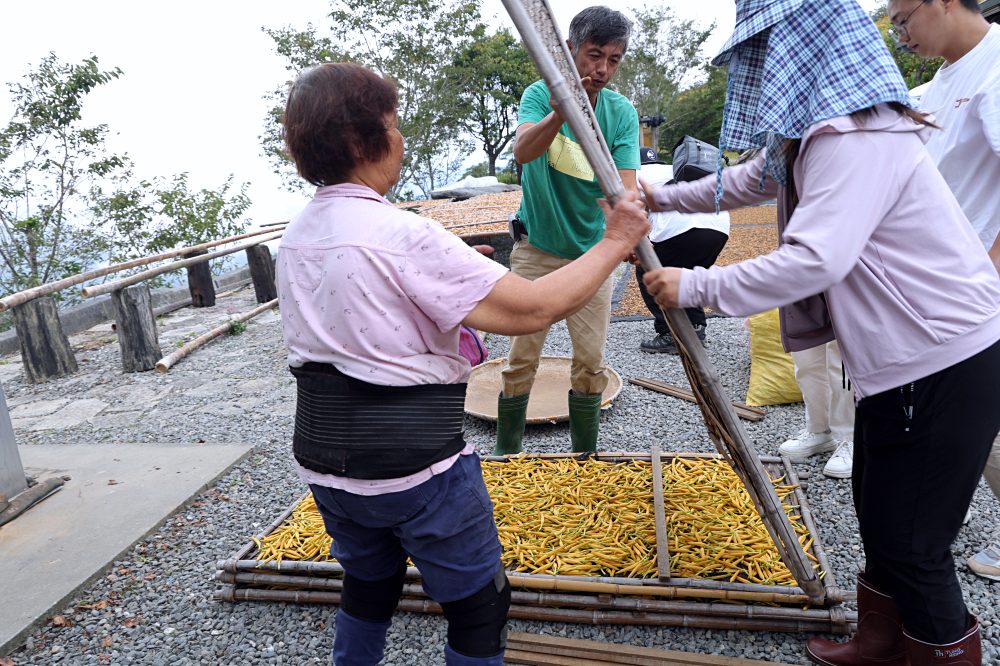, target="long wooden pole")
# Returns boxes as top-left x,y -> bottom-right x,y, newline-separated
651,445 -> 671,581
0,225 -> 286,313
501,0 -> 825,605
629,377 -> 767,422
81,231 -> 284,299
154,299 -> 278,373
